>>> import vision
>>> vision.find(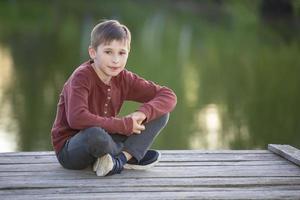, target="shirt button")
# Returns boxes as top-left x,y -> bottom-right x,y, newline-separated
104,111 -> 107,114
104,103 -> 108,107
107,88 -> 111,92
107,96 -> 111,100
